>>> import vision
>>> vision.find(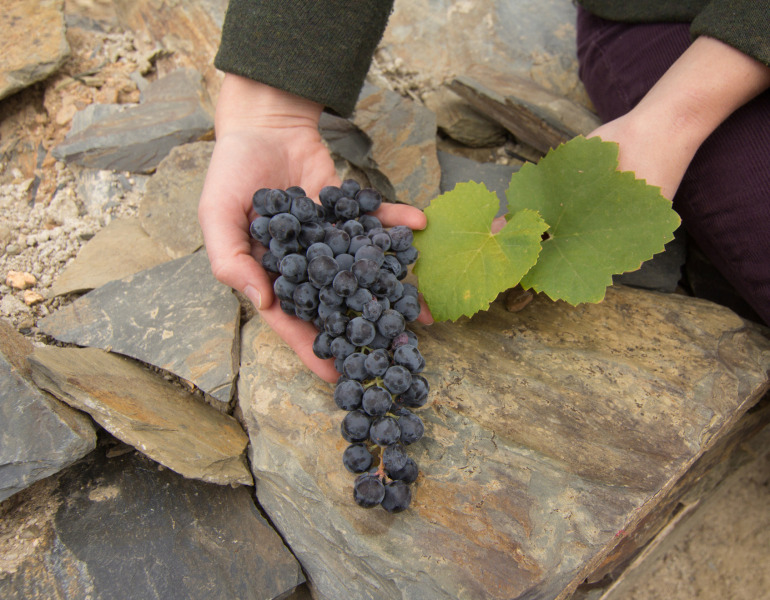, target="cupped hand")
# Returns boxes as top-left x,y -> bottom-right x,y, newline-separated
199,74 -> 431,383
